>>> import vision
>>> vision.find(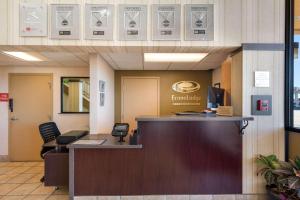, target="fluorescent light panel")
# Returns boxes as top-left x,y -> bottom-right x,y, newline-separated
2,51 -> 42,61
144,53 -> 208,62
